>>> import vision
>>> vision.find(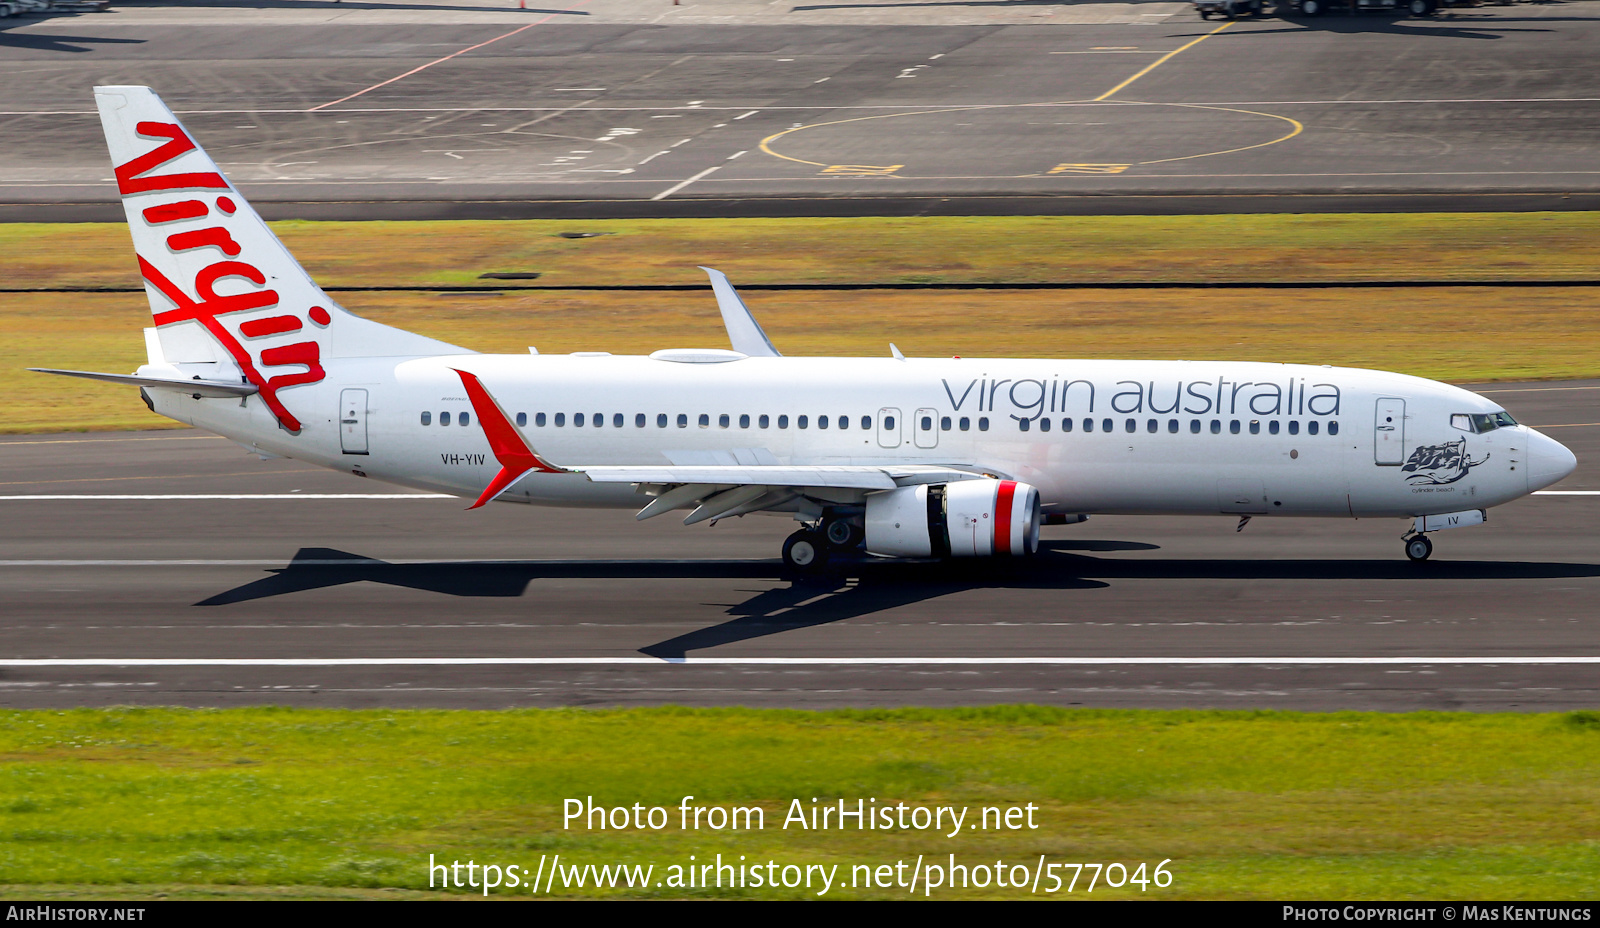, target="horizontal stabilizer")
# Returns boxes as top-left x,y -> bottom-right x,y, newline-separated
29,367 -> 258,397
